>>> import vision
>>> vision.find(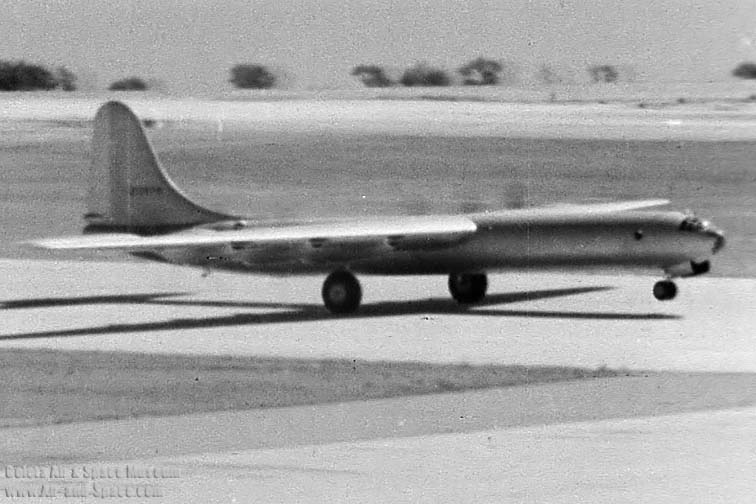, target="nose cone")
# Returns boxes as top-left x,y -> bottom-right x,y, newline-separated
706,227 -> 726,254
